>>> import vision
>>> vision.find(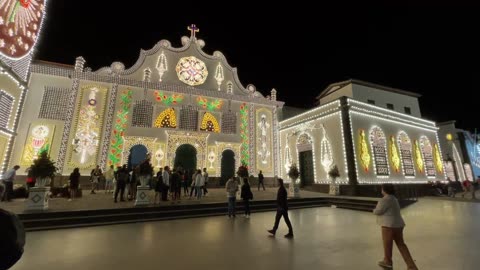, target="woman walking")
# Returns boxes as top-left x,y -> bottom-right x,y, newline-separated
69,168 -> 80,201
374,184 -> 418,270
240,177 -> 253,218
